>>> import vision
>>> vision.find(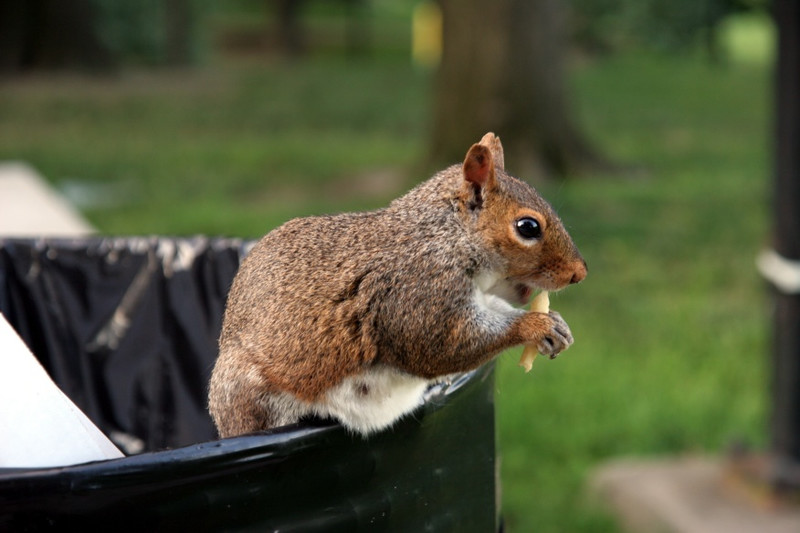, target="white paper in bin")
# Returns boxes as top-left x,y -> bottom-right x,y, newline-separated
0,313 -> 123,468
